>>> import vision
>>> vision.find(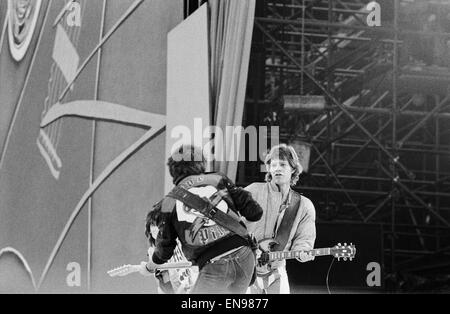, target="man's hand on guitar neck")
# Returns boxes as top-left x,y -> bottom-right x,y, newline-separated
139,261 -> 156,276
139,246 -> 162,276
296,251 -> 315,263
